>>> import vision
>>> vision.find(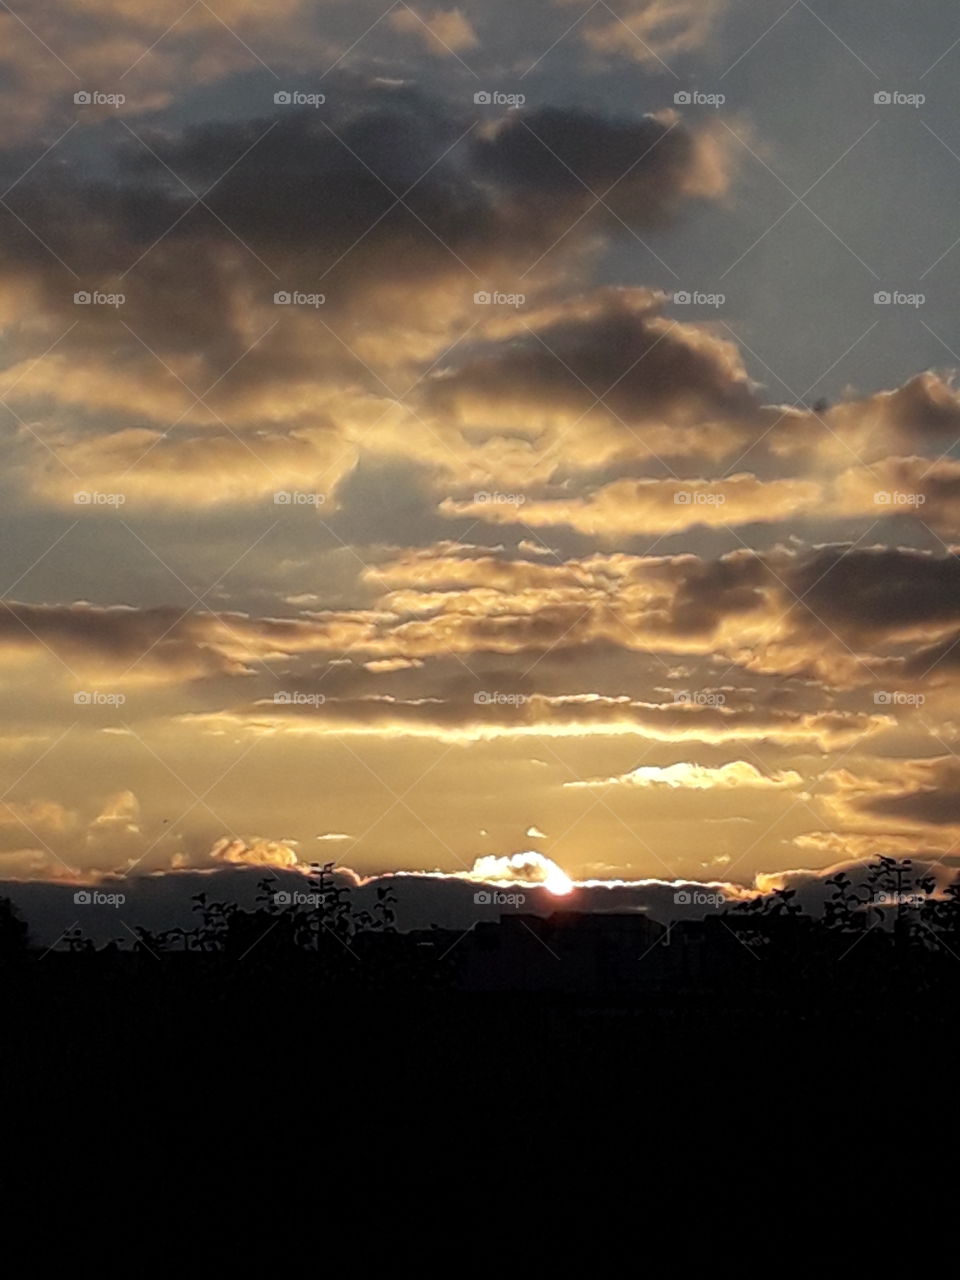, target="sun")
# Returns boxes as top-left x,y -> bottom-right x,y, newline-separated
466,851 -> 575,896
542,862 -> 574,896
